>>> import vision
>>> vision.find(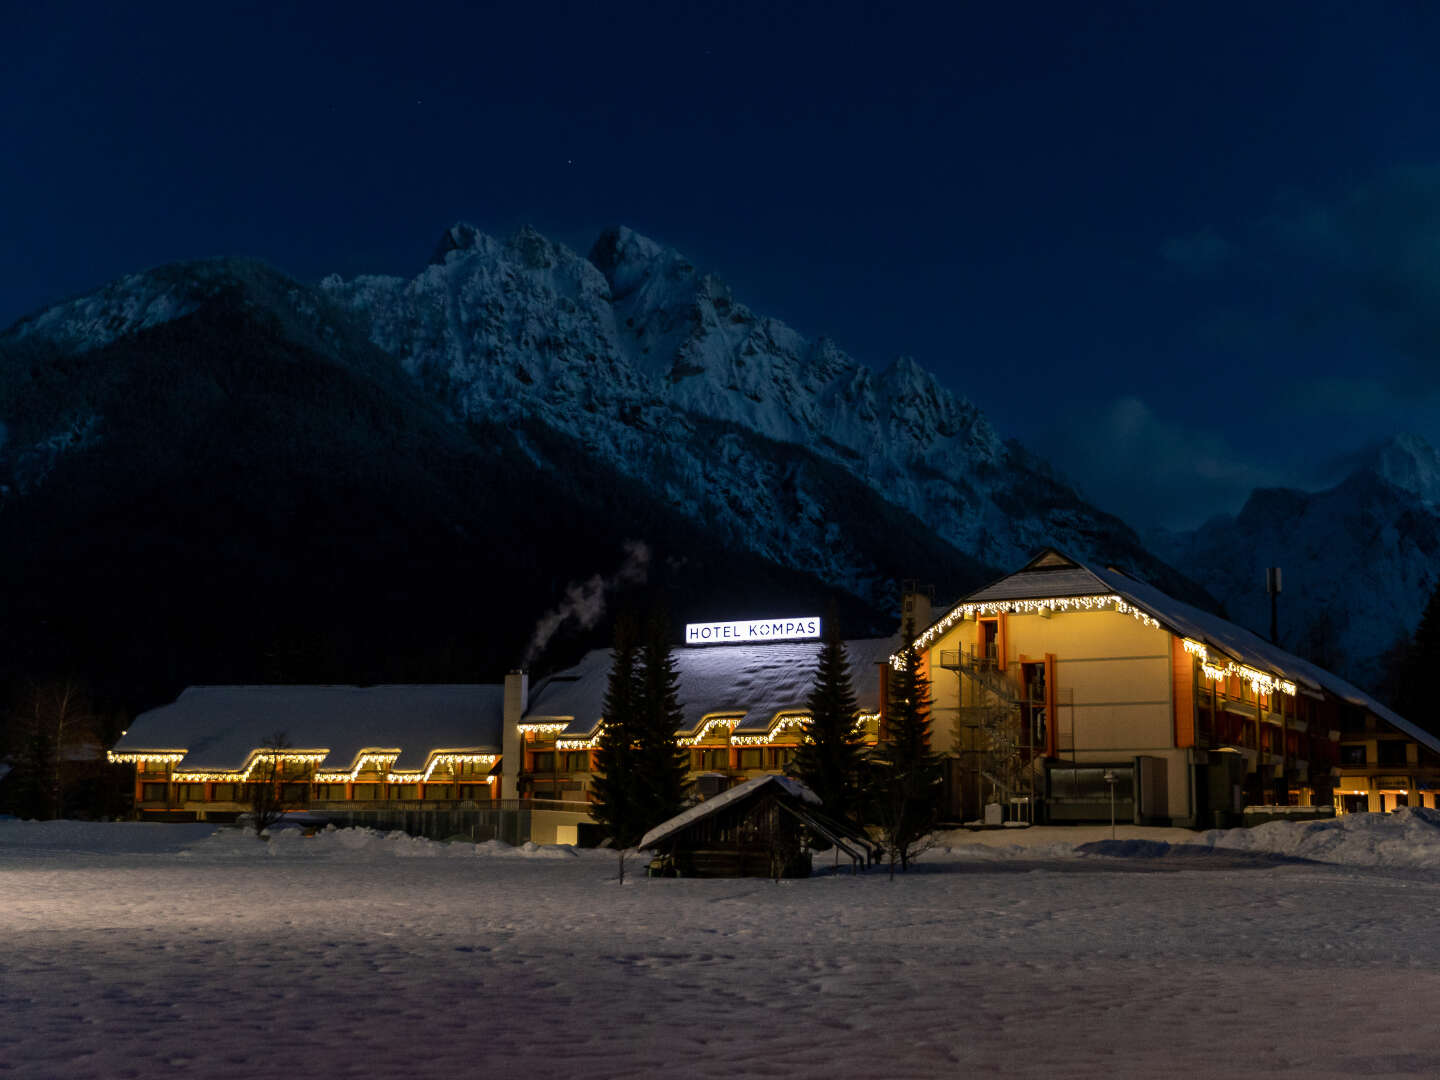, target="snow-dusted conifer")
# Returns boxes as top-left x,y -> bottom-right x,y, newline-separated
591,613 -> 646,858
873,617 -> 942,873
635,608 -> 690,831
789,604 -> 867,827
